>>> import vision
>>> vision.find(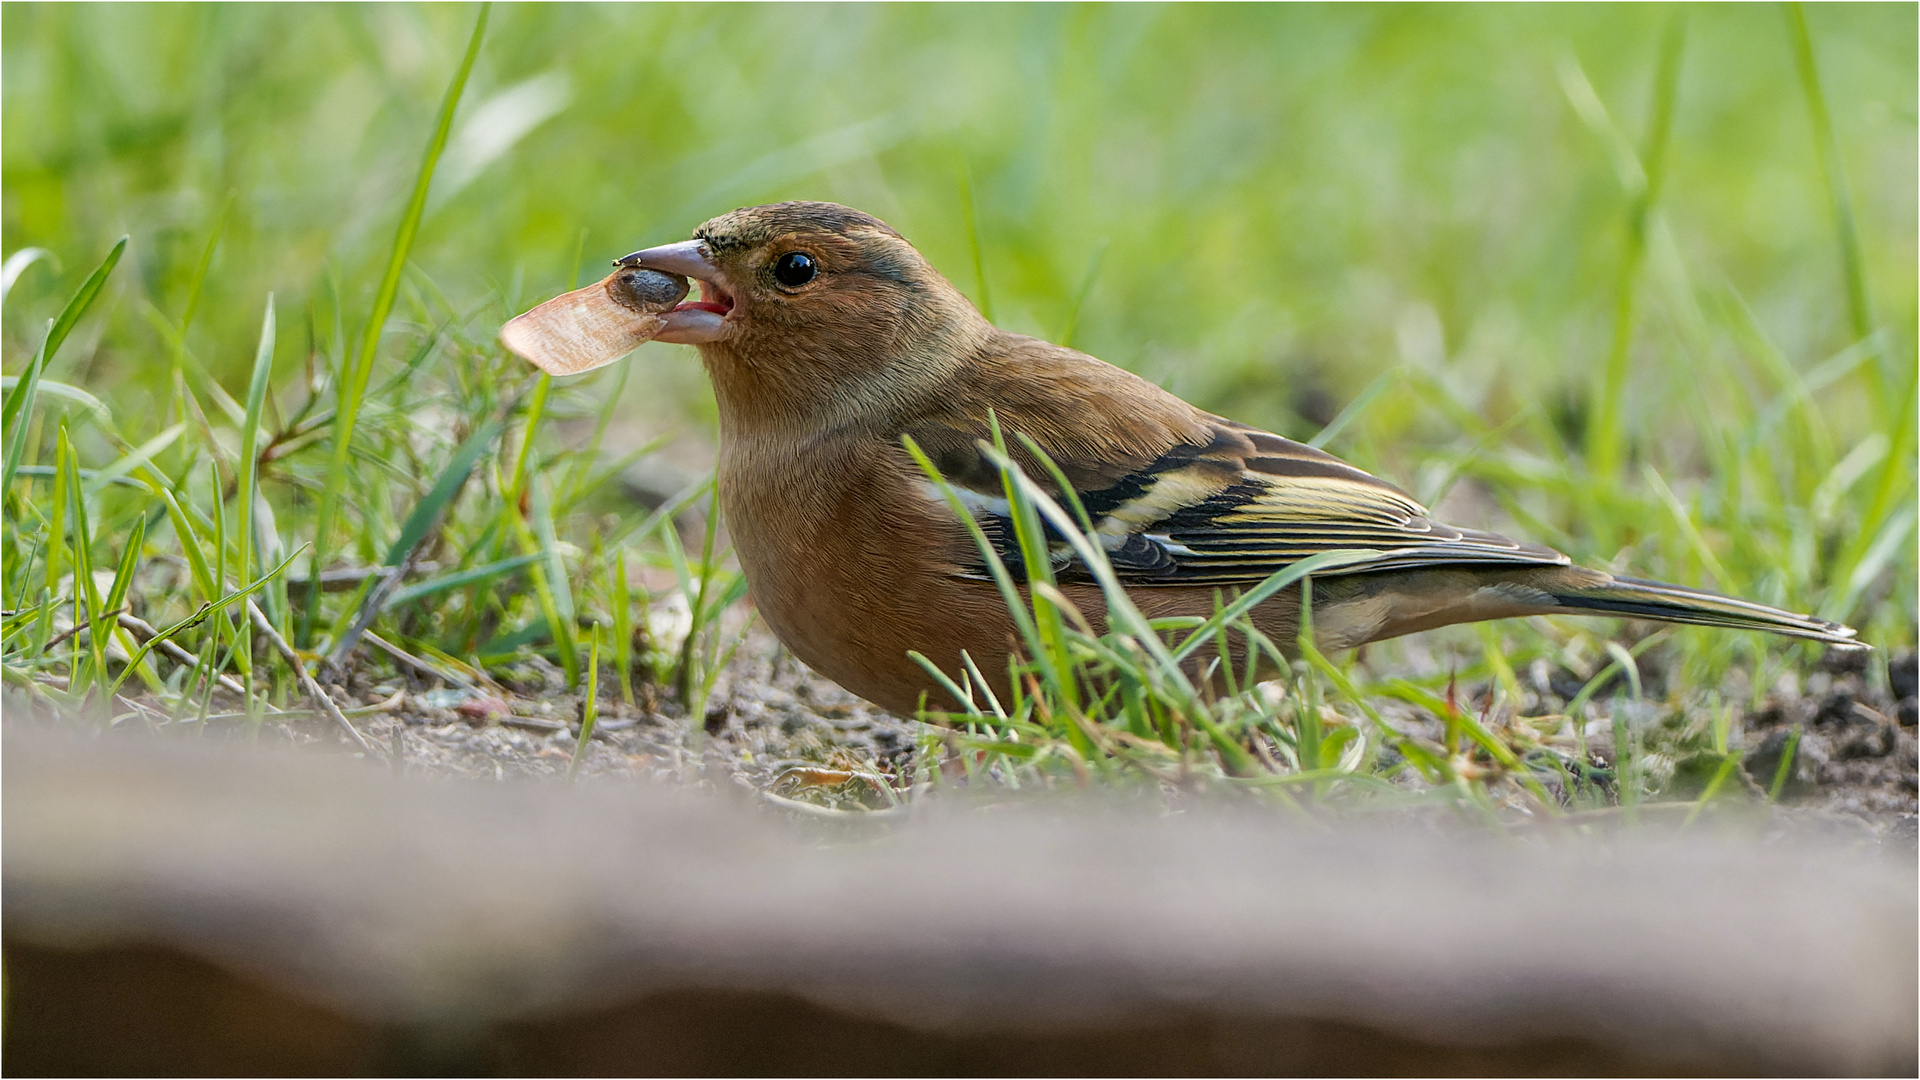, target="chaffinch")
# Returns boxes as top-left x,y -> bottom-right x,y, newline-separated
504,201 -> 1860,715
